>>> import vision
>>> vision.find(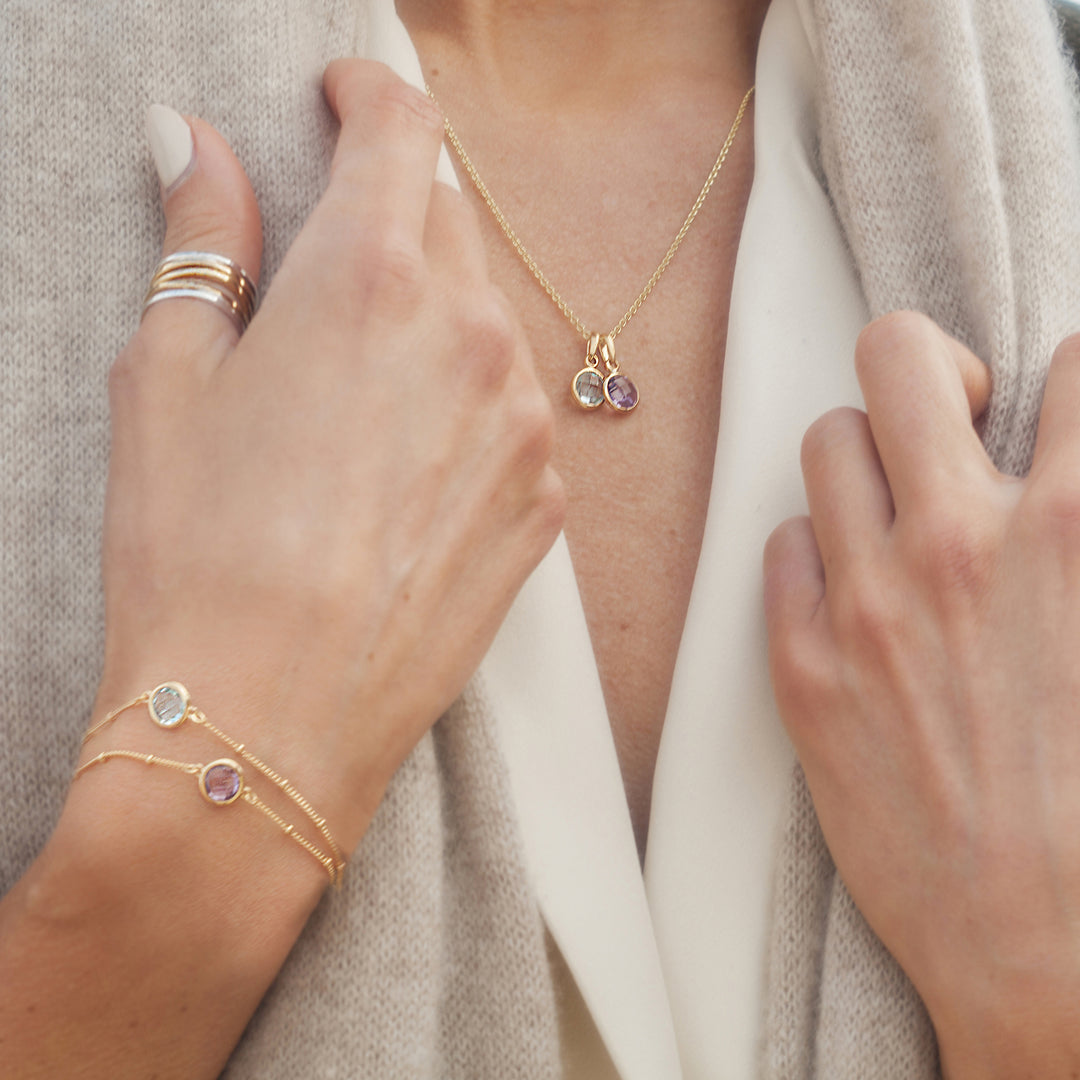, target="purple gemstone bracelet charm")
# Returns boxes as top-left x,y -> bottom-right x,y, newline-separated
199,758 -> 244,805
571,332 -> 639,414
